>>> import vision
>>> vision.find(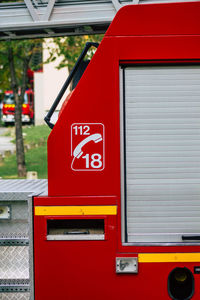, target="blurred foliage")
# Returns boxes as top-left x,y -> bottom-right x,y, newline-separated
0,35 -> 103,91
0,39 -> 42,92
0,144 -> 48,179
0,125 -> 50,179
23,124 -> 50,144
45,35 -> 103,72
0,39 -> 43,177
